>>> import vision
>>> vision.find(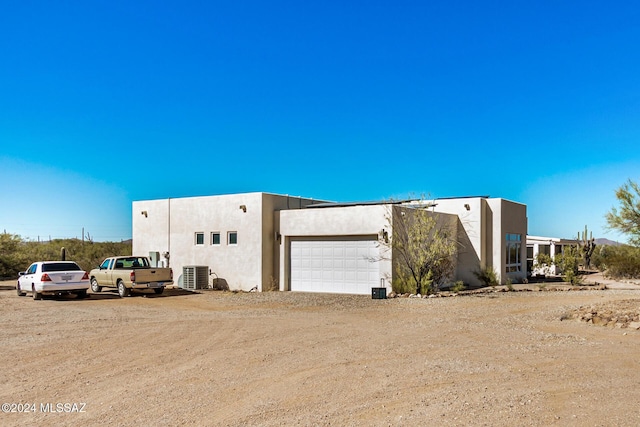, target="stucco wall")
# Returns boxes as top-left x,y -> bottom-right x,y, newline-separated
486,198 -> 528,284
279,204 -> 393,292
133,193 -> 528,292
433,197 -> 527,286
261,194 -> 324,290
431,198 -> 485,285
391,206 -> 459,290
134,193 -> 265,291
133,193 -> 322,292
132,199 -> 170,263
